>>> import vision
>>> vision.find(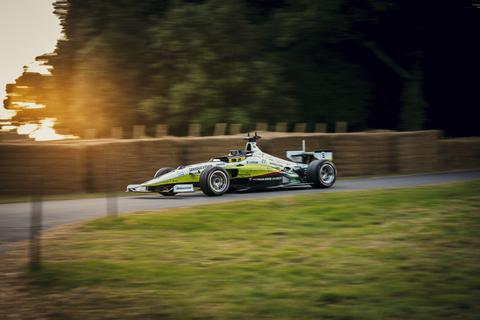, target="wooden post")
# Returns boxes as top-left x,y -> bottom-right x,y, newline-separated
276,122 -> 287,132
29,176 -> 43,271
133,125 -> 145,139
229,124 -> 242,135
156,124 -> 168,138
213,123 -> 227,136
106,158 -> 117,216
